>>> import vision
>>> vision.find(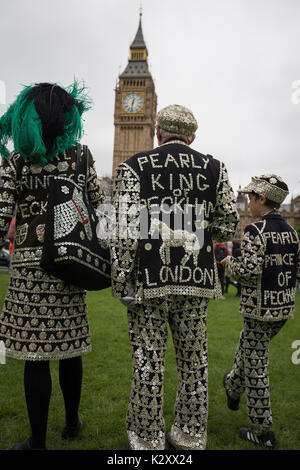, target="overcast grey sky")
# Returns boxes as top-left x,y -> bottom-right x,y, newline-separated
0,0 -> 299,201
